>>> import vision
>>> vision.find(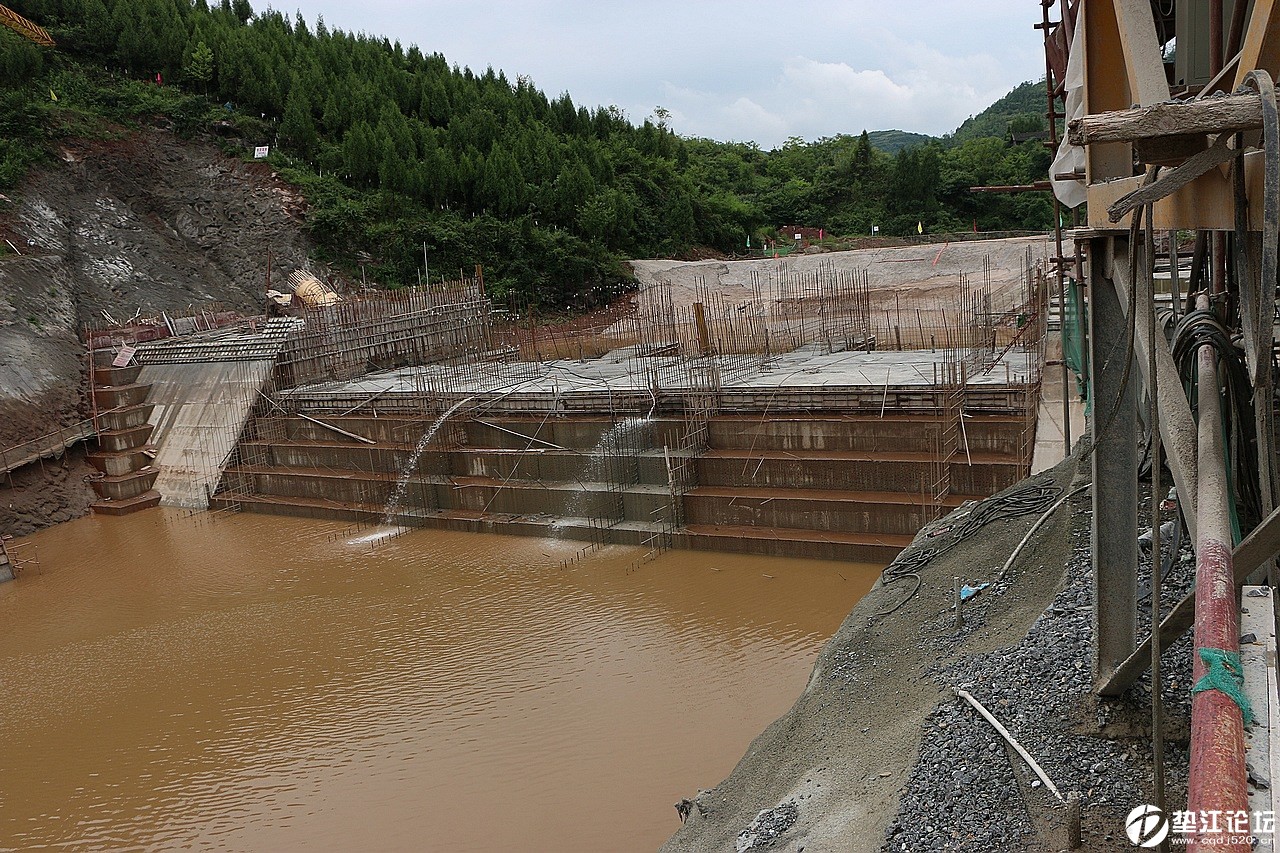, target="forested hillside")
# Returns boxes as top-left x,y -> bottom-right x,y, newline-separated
951,81 -> 1047,144
1,0 -> 1052,307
